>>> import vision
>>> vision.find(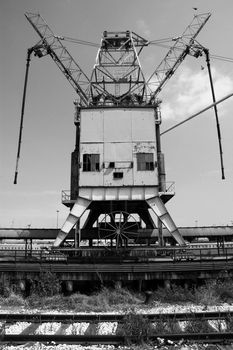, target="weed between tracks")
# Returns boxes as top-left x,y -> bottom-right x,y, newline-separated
185,319 -> 214,333
118,309 -> 152,344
